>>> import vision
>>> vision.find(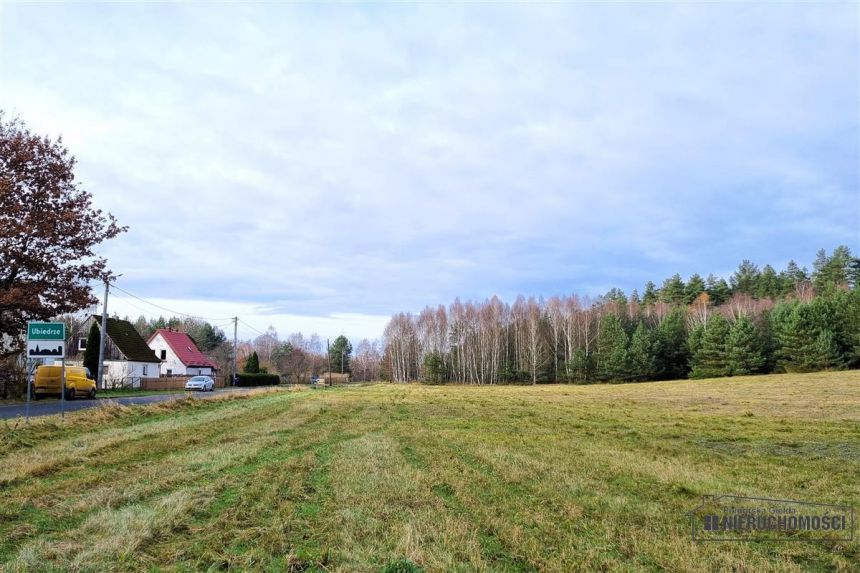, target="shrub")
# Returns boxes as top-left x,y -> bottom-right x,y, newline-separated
234,373 -> 280,387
